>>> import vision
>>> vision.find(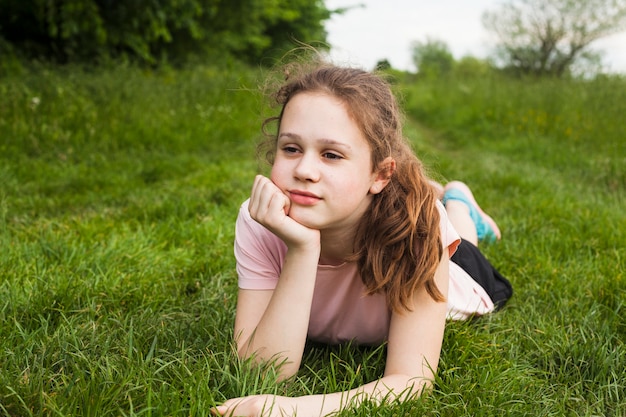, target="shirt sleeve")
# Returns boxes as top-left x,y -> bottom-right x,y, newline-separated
436,199 -> 461,257
233,199 -> 287,290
